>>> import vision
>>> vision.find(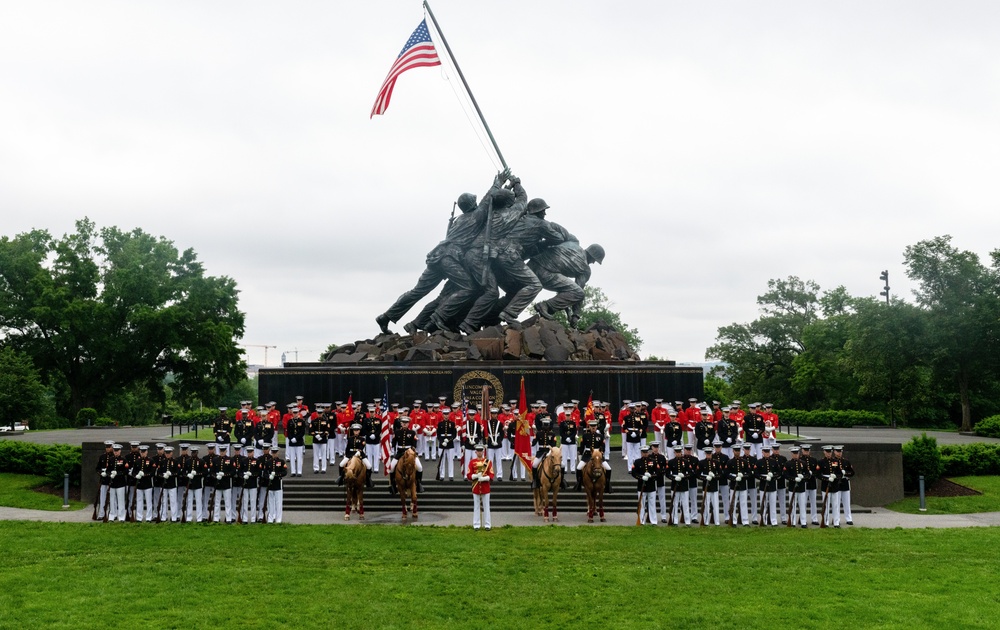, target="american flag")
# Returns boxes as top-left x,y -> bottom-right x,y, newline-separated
370,19 -> 441,118
380,379 -> 391,475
